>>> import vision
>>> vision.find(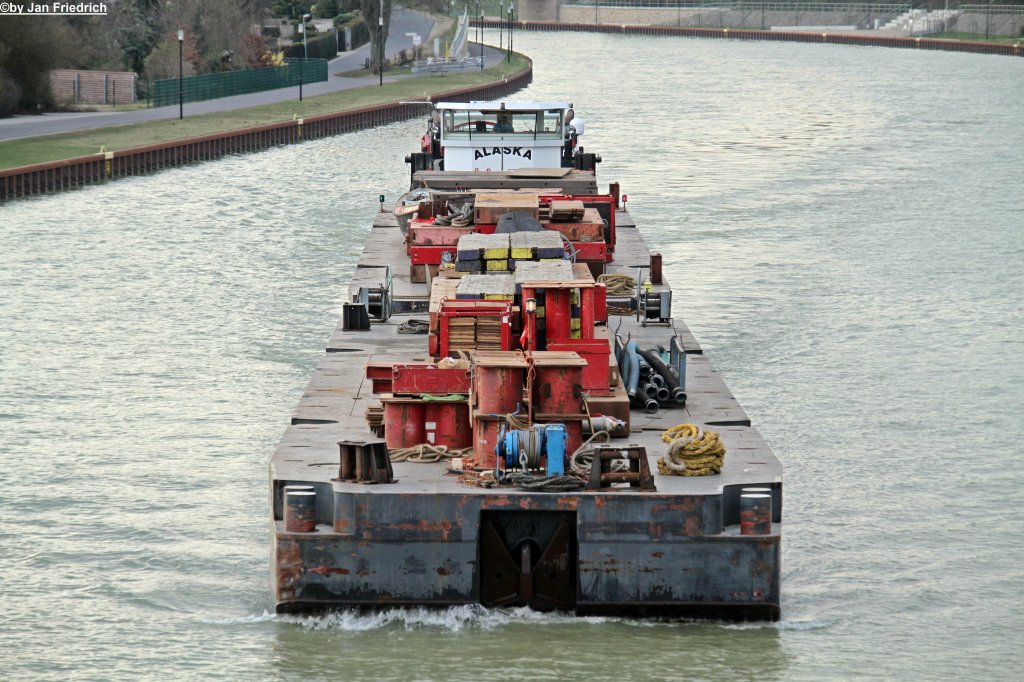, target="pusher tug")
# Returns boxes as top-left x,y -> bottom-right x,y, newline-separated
270,101 -> 782,619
